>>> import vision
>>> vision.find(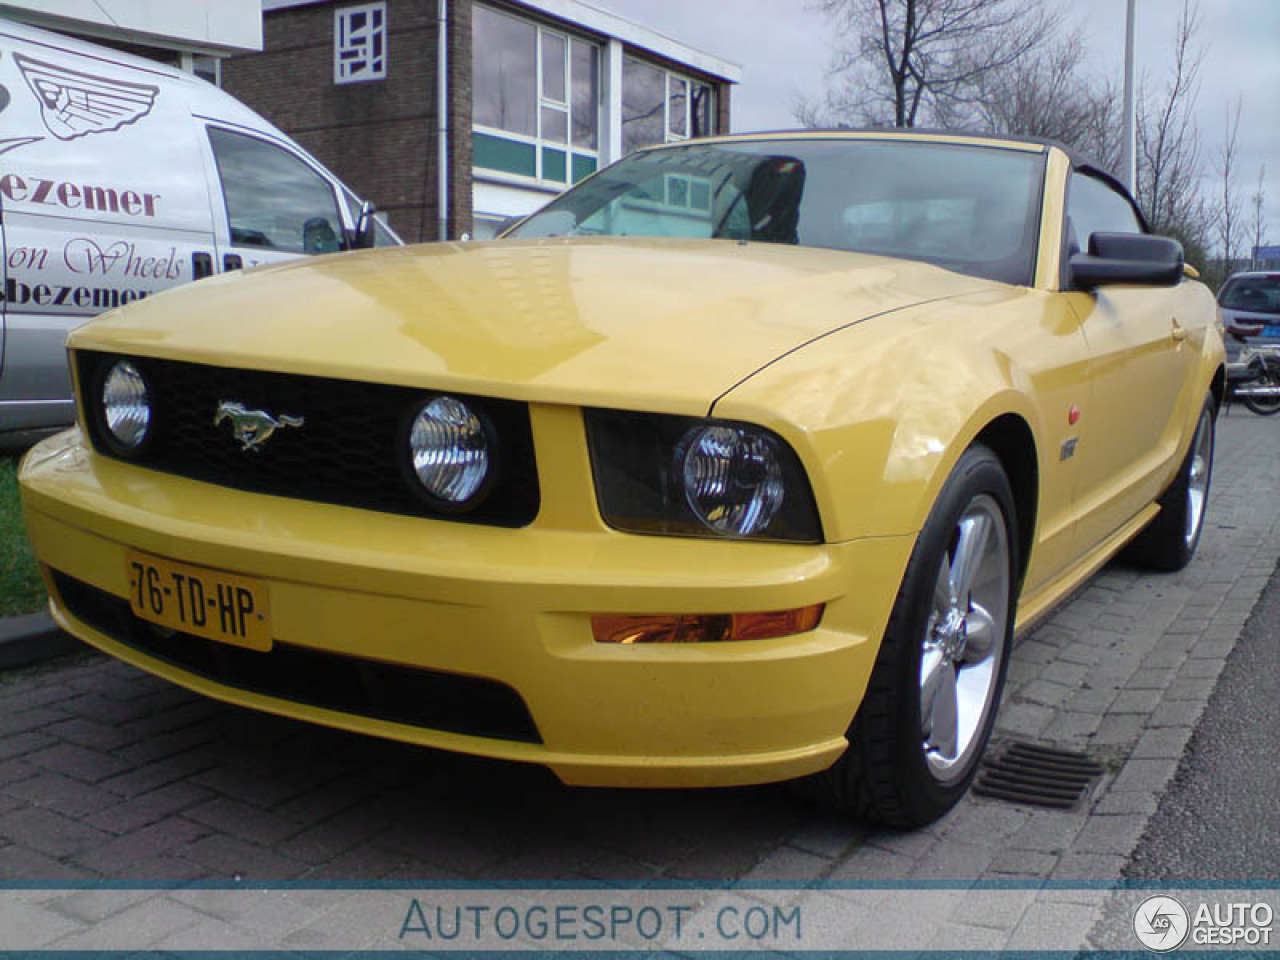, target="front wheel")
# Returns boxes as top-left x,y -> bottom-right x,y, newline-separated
1123,394 -> 1215,571
796,445 -> 1017,826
